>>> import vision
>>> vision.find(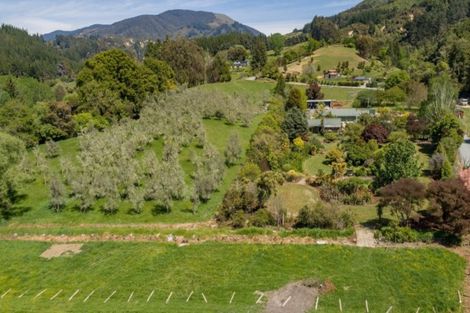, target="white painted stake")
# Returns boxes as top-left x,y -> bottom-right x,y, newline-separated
229,292 -> 236,304
339,298 -> 343,312
69,289 -> 80,301
416,308 -> 420,313
1,289 -> 11,299
128,291 -> 134,303
83,290 -> 95,302
33,289 -> 47,300
315,296 -> 319,310
459,290 -> 463,304
50,290 -> 62,300
166,292 -> 173,304
365,299 -> 369,313
146,290 -> 155,303
104,290 -> 116,303
202,293 -> 207,303
386,306 -> 393,313
282,296 -> 292,307
256,293 -> 264,304
186,291 -> 194,302
18,290 -> 29,298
